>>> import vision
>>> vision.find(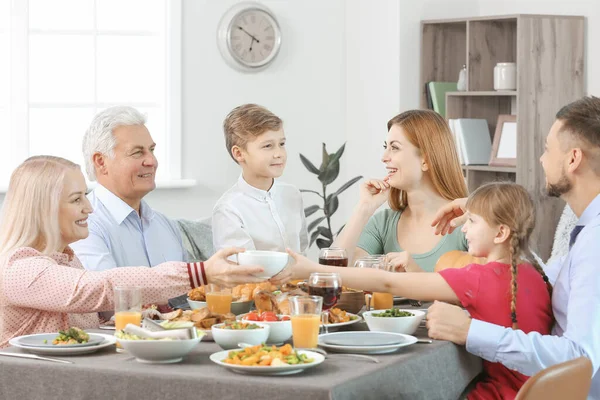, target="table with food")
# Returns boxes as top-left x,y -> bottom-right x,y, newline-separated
0,275 -> 481,400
